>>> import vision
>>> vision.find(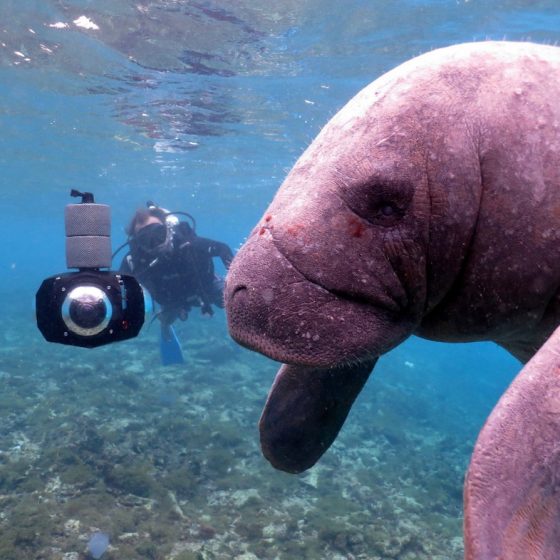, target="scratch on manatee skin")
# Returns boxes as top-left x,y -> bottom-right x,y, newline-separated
347,215 -> 366,238
286,223 -> 305,236
376,133 -> 396,146
258,214 -> 274,236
